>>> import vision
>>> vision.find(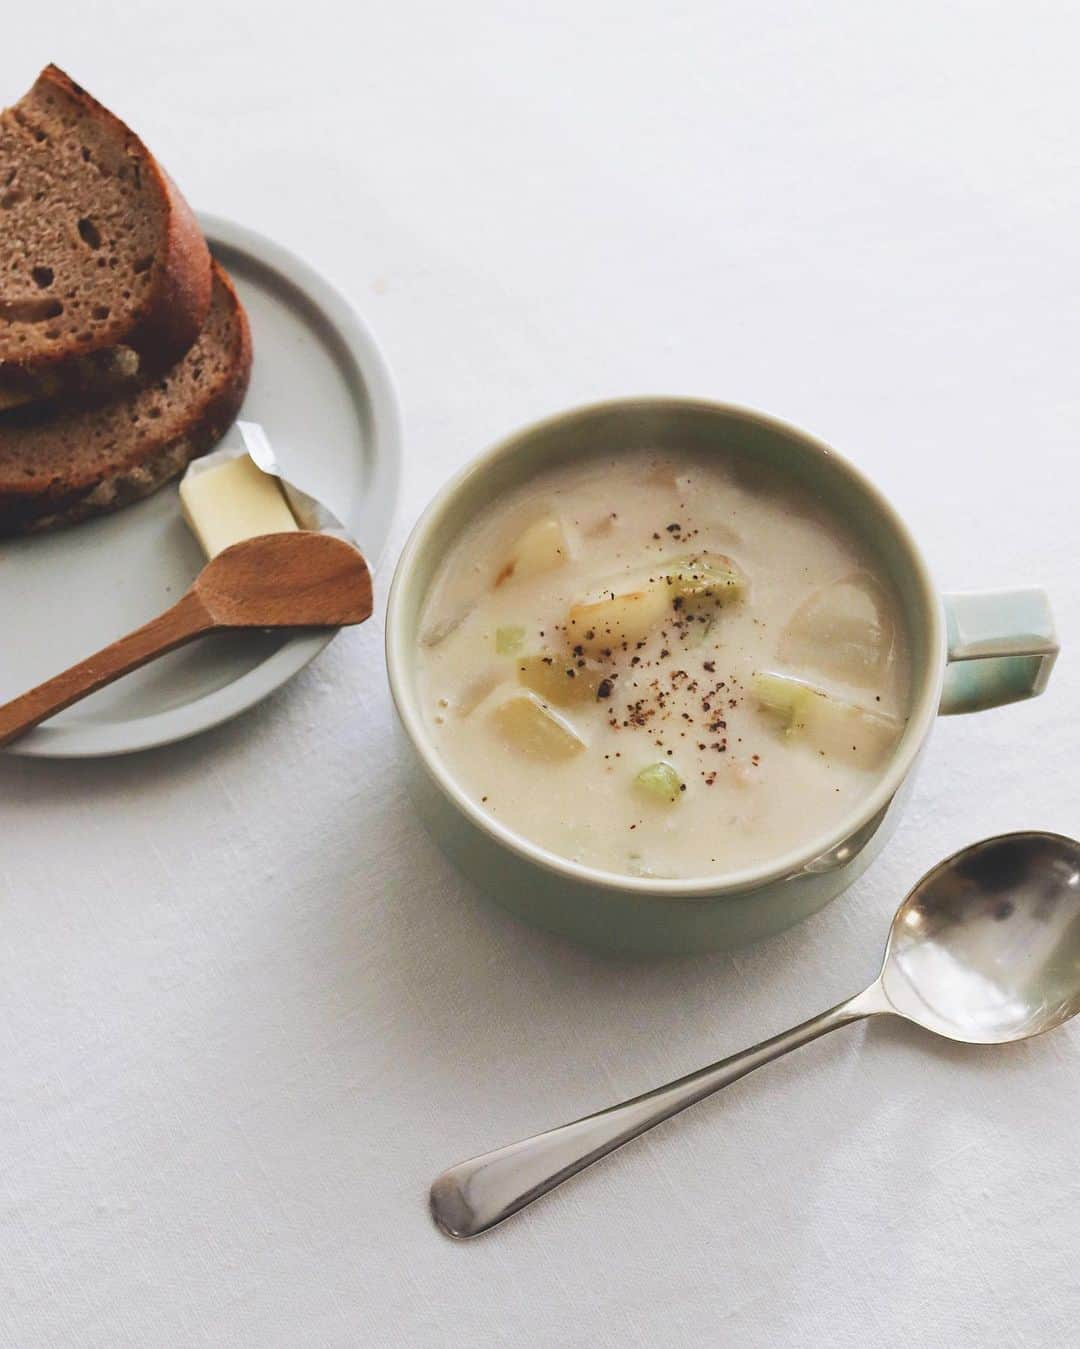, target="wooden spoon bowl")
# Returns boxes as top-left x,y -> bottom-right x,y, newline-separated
193,531 -> 373,628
